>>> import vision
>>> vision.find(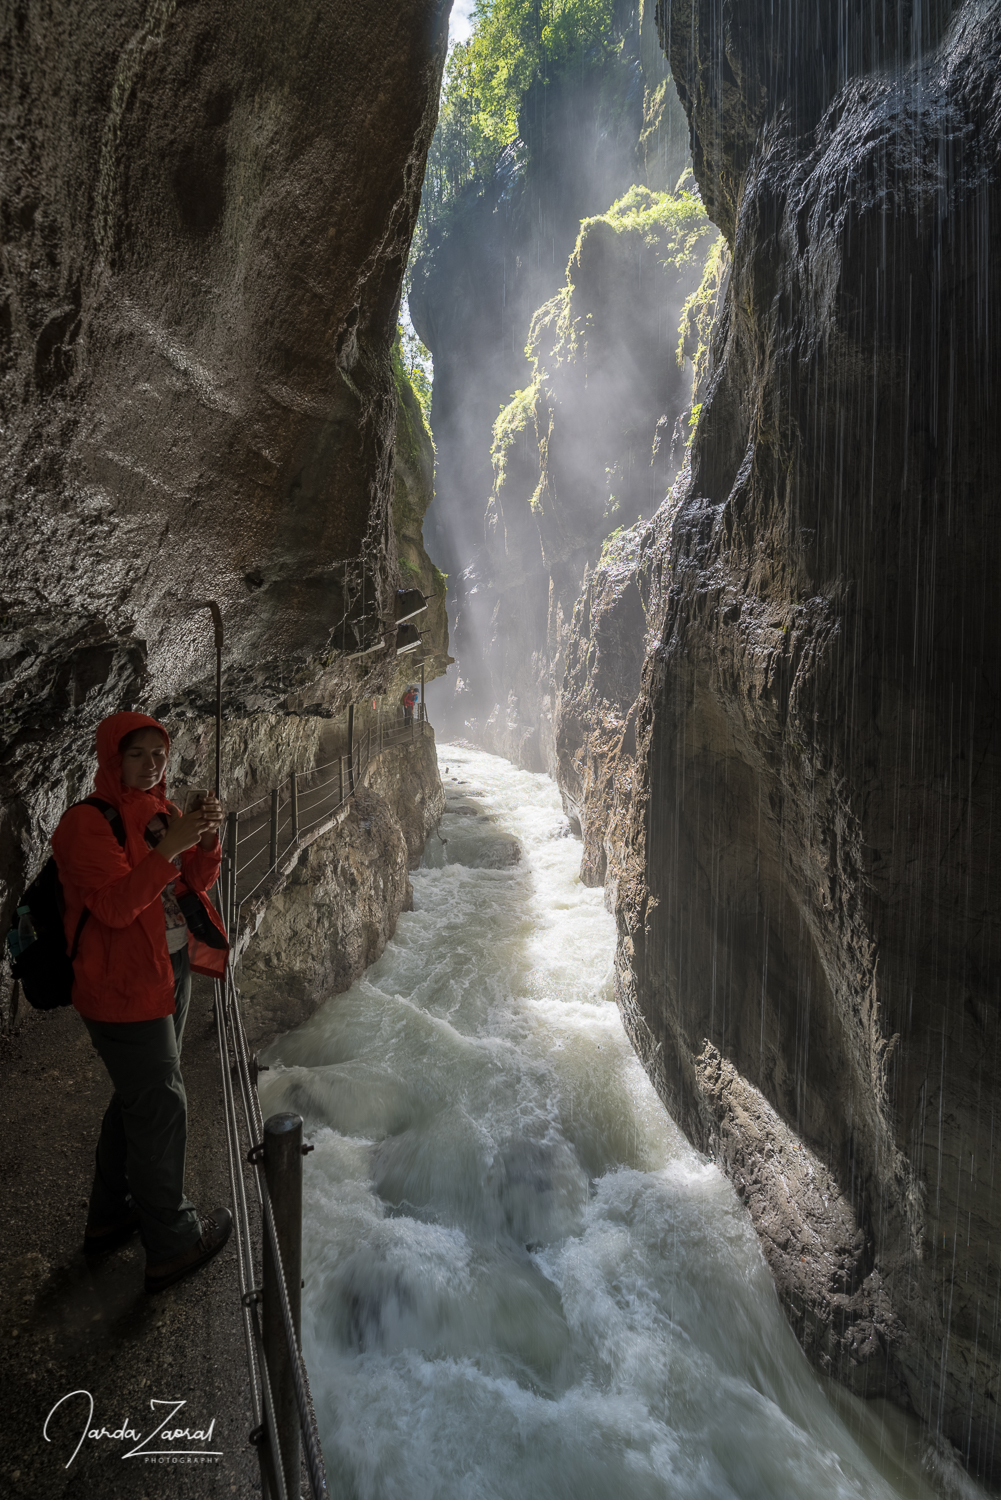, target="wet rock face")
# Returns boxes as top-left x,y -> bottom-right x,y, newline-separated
589,0 -> 1001,1476
0,1 -> 448,946
237,734 -> 444,1048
